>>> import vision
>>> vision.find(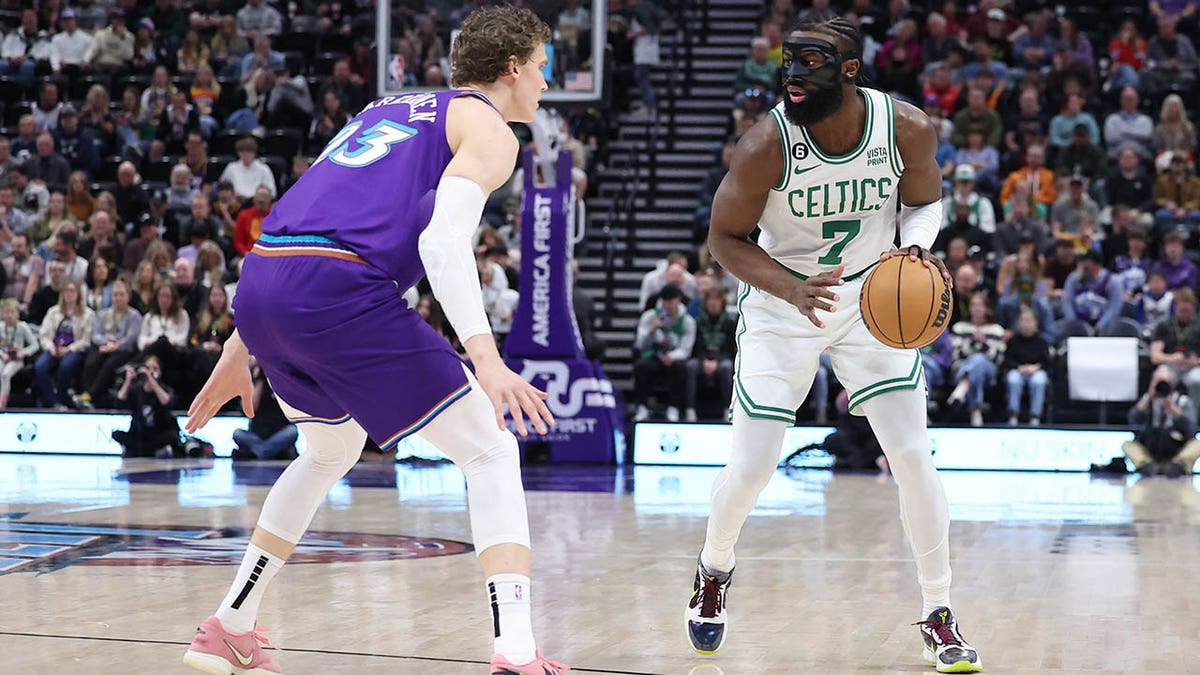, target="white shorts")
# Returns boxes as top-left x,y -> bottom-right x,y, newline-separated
733,274 -> 924,421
